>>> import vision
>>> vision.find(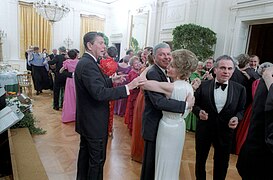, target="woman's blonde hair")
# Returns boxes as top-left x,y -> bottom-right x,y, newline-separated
171,49 -> 198,80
